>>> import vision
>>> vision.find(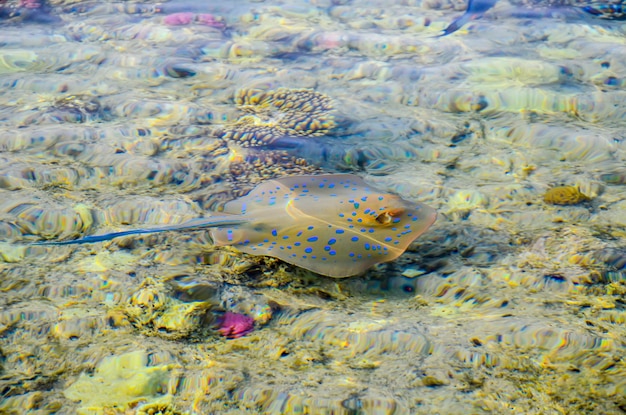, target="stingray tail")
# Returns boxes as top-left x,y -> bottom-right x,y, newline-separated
440,0 -> 498,36
440,12 -> 475,36
32,215 -> 247,246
